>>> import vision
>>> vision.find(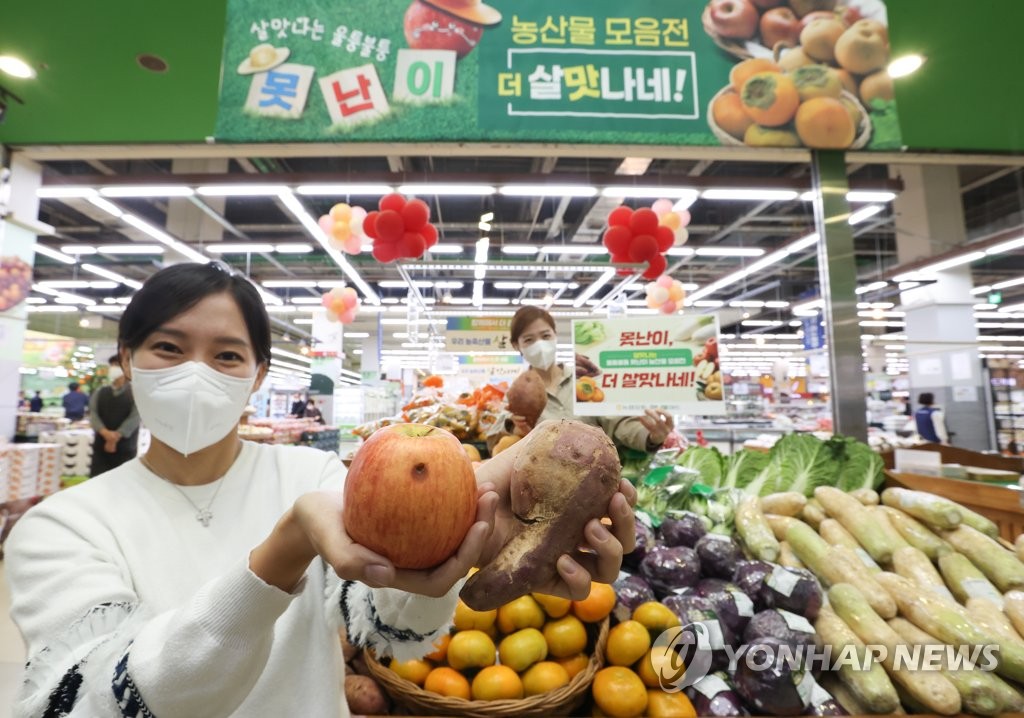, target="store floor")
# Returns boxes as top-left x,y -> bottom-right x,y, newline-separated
0,562 -> 25,718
